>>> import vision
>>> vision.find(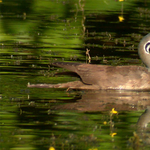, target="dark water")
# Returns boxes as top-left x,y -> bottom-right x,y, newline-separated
1,0 -> 150,150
